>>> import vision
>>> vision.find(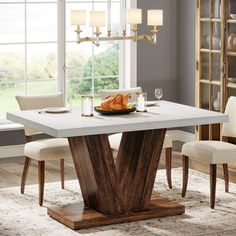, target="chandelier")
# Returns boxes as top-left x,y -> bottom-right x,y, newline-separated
71,0 -> 163,46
